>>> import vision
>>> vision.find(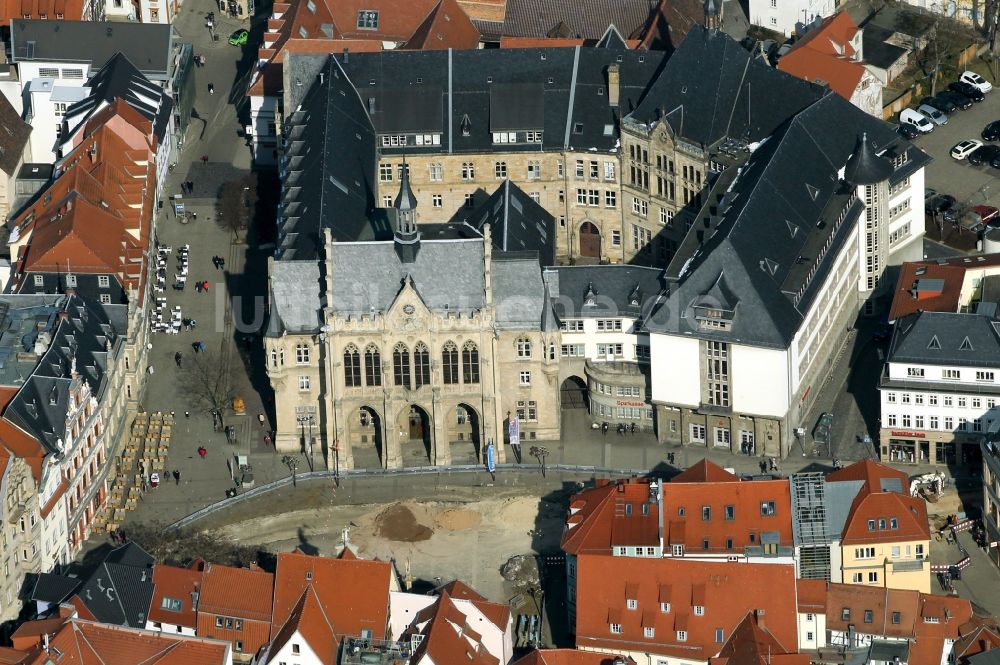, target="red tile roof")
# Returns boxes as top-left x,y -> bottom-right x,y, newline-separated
408,592 -> 500,665
709,611 -> 810,665
826,459 -> 908,495
796,579 -> 826,614
148,564 -> 203,629
271,552 -> 392,643
23,618 -> 231,665
199,563 -> 274,622
886,255 -> 1000,322
840,490 -> 930,546
404,0 -> 481,49
671,458 -> 738,483
562,479 -> 661,555
511,651 -> 635,665
0,387 -> 46,480
268,585 -> 337,665
825,584 -> 920,639
0,0 -> 85,25
777,12 -> 866,101
909,594 -> 976,665
574,556 -> 799,660
499,36 -> 584,48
